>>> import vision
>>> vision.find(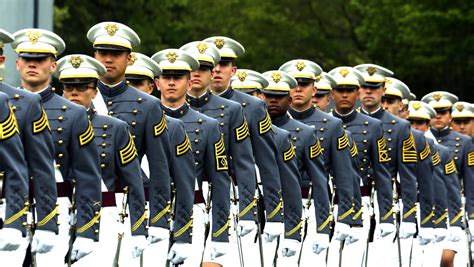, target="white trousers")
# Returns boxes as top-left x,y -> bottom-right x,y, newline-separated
0,200 -> 29,267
